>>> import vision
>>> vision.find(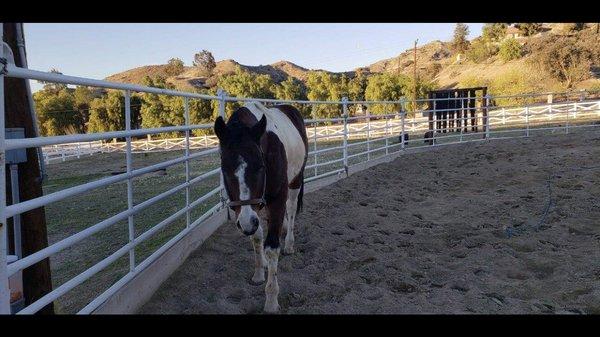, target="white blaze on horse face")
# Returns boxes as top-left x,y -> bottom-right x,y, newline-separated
235,156 -> 259,234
